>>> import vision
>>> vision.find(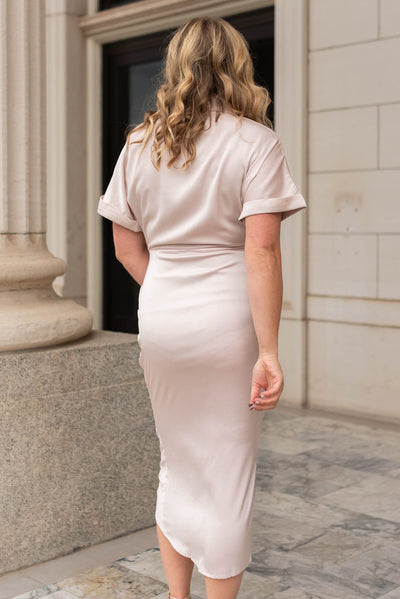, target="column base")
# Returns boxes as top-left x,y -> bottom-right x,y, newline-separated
0,235 -> 93,351
0,287 -> 93,351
